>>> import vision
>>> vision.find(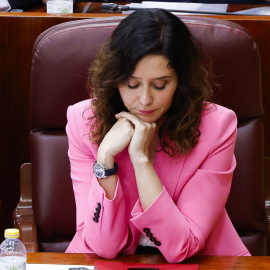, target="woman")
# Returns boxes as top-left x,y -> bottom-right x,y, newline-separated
65,9 -> 250,263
